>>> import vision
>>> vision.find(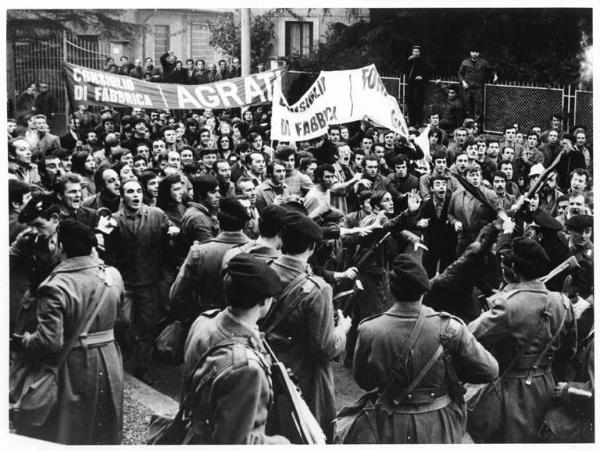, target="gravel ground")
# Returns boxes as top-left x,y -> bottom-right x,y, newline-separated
122,383 -> 154,445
